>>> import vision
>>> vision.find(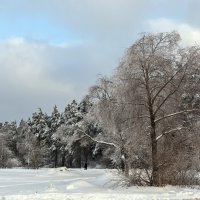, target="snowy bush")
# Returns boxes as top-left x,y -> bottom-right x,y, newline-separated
6,158 -> 22,168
